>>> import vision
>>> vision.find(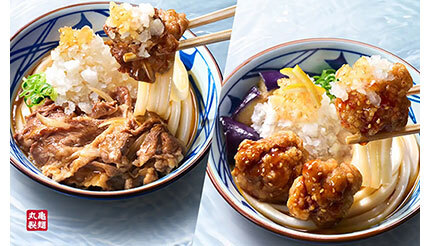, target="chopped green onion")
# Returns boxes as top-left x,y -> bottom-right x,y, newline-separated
313,69 -> 337,100
19,73 -> 57,107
